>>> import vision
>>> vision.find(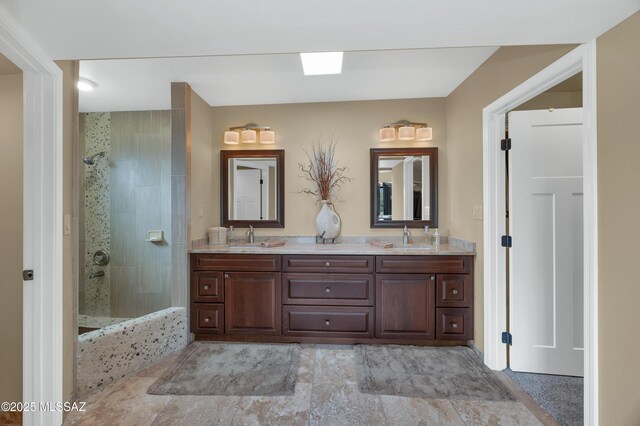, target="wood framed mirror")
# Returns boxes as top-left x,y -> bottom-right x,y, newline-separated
370,147 -> 438,228
221,149 -> 285,228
